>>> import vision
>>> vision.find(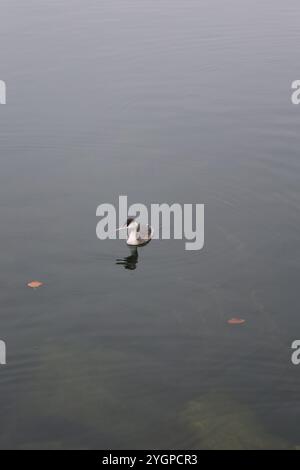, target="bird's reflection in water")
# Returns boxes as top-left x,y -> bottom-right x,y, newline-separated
116,246 -> 139,270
